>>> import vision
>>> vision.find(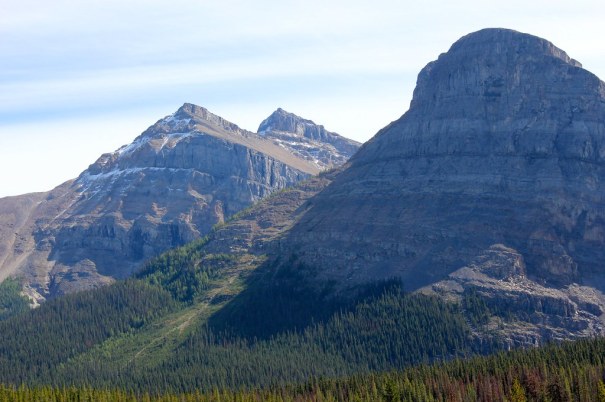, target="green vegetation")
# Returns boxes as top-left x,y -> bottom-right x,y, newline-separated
0,280 -> 176,384
175,286 -> 470,389
462,288 -> 491,327
136,235 -> 243,304
207,261 -> 345,339
3,337 -> 605,401
136,236 -> 212,303
6,281 -> 475,393
0,277 -> 29,320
